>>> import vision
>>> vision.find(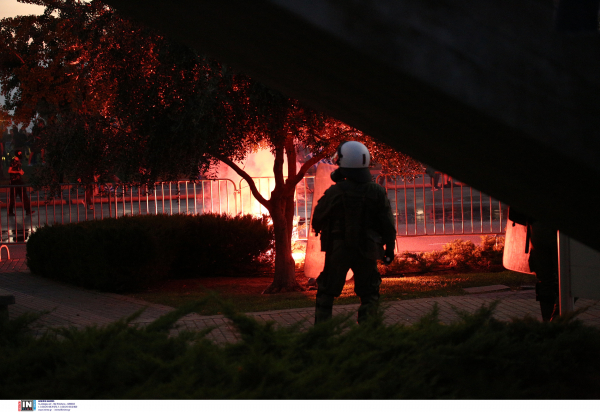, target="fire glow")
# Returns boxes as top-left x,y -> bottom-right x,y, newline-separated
216,147 -> 307,263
